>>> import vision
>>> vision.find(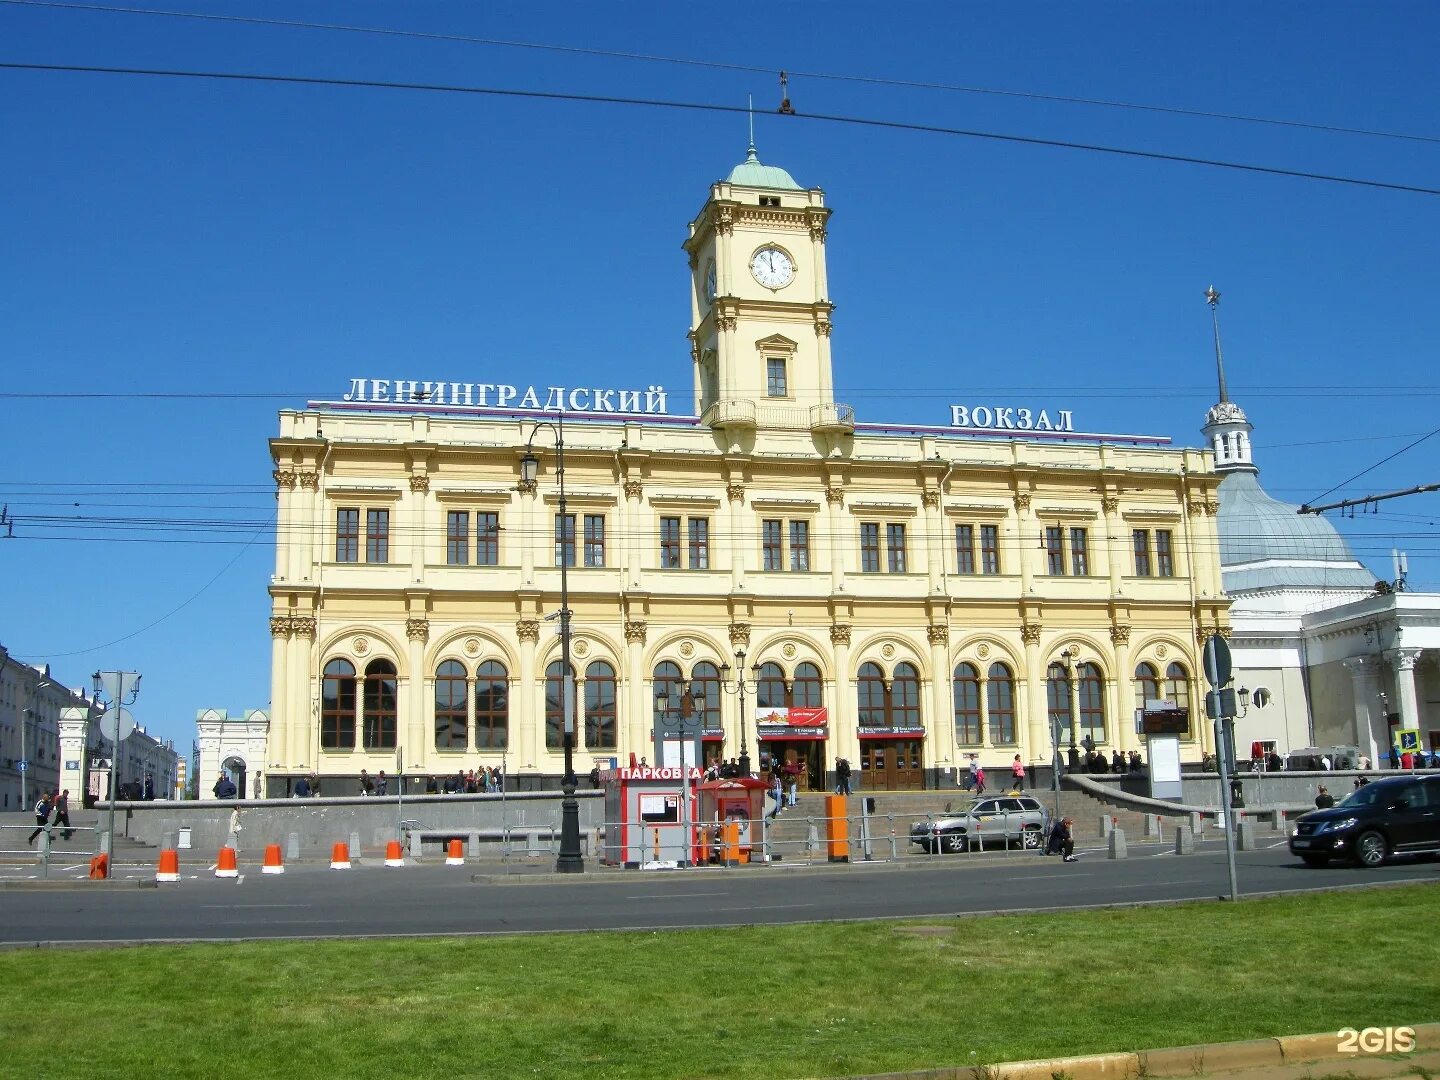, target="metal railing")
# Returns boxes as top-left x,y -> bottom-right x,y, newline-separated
0,823 -> 101,879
